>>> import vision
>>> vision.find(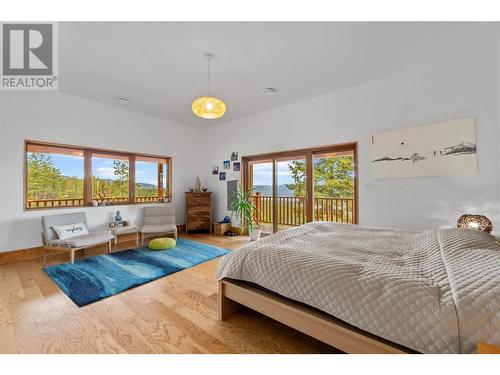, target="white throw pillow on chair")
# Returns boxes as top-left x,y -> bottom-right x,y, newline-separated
52,222 -> 89,240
